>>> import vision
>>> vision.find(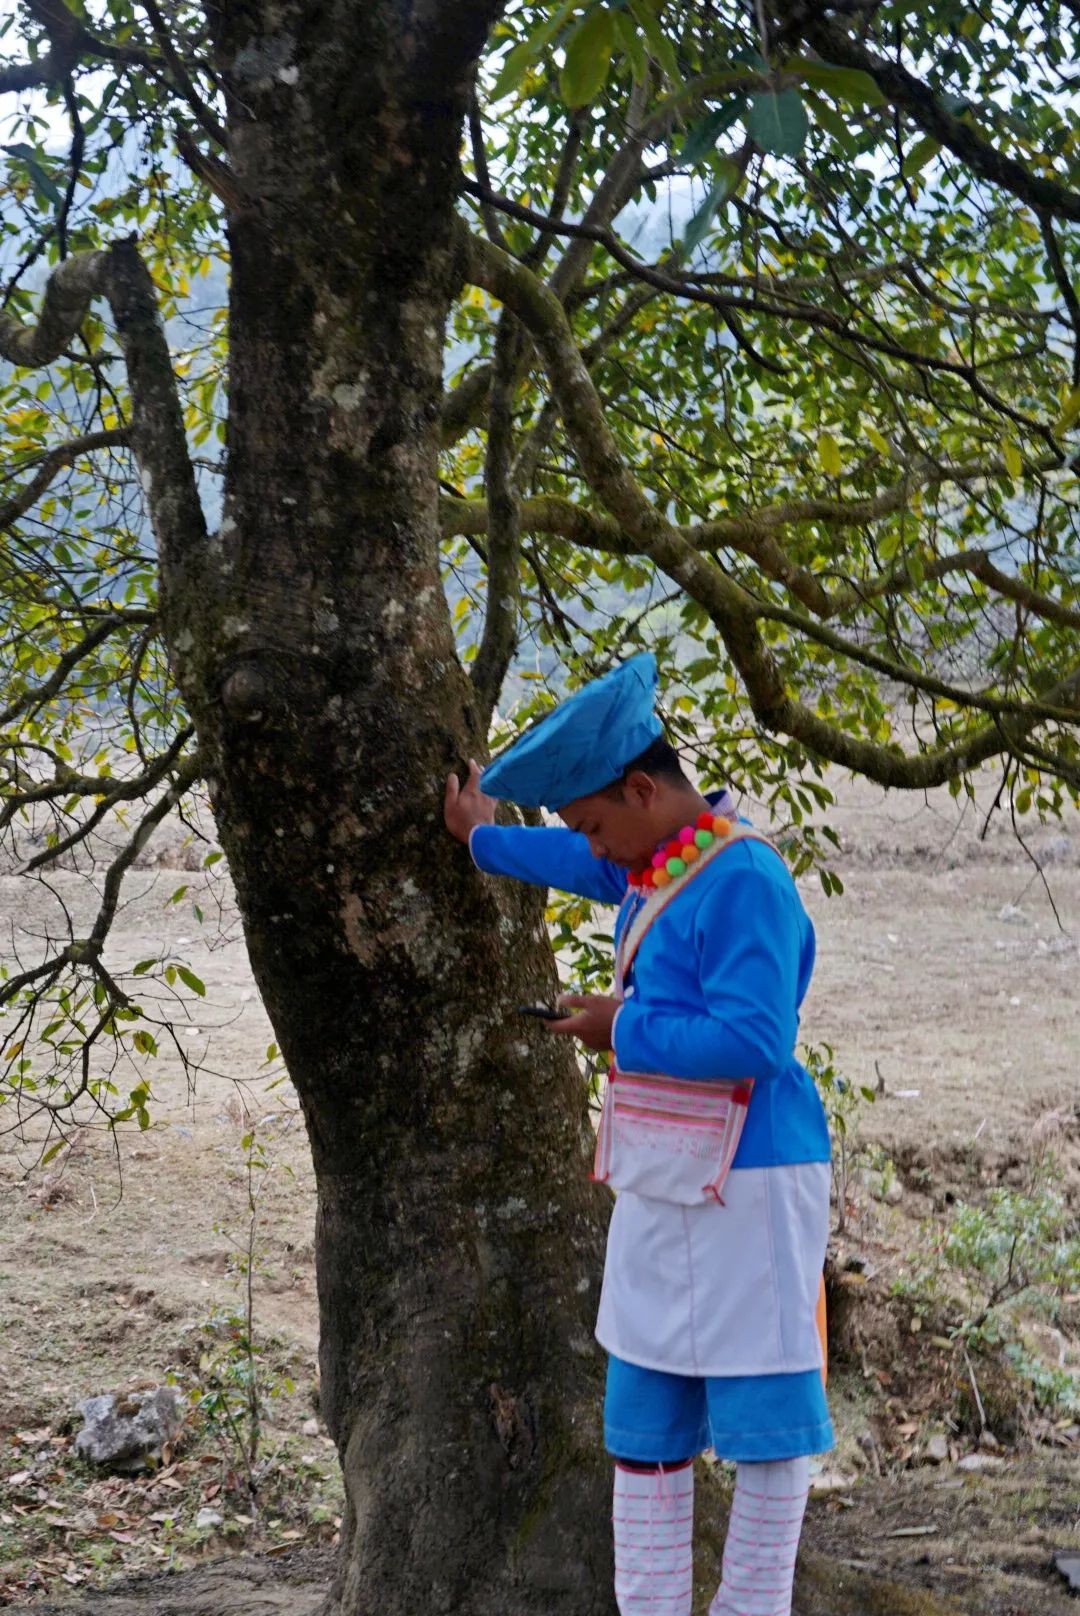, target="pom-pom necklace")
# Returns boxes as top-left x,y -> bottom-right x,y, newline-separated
626,811 -> 731,892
